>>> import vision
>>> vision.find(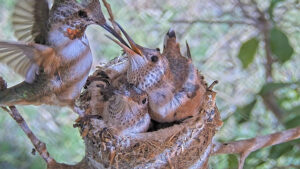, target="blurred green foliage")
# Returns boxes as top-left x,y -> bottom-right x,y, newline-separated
0,0 -> 299,169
